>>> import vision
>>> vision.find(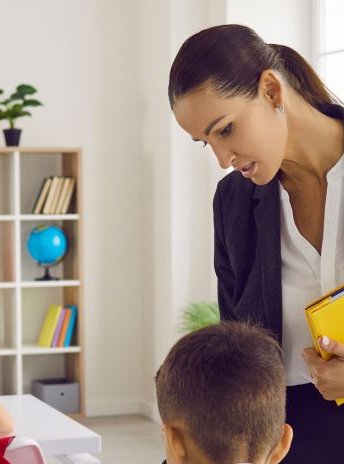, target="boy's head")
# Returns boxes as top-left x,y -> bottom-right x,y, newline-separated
155,321 -> 292,464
